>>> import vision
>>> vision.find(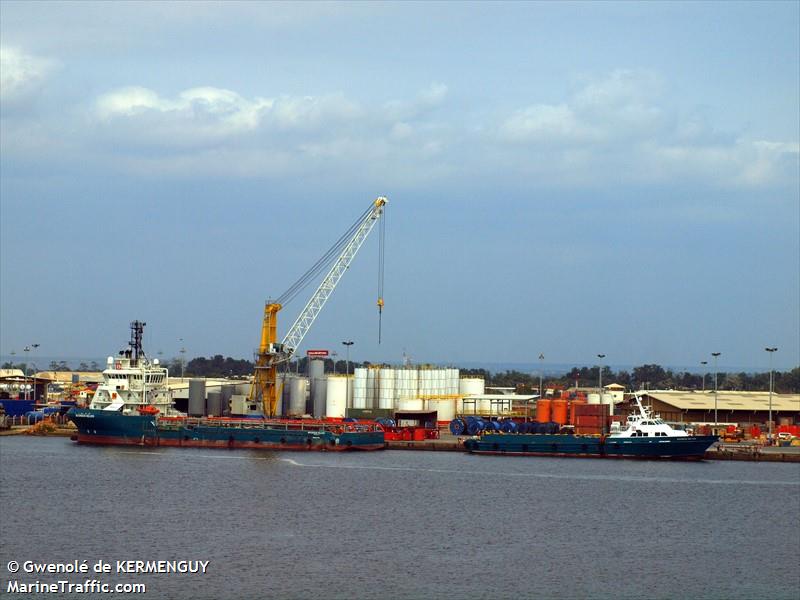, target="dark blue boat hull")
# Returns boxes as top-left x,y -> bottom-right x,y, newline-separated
466,433 -> 718,460
67,408 -> 385,451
